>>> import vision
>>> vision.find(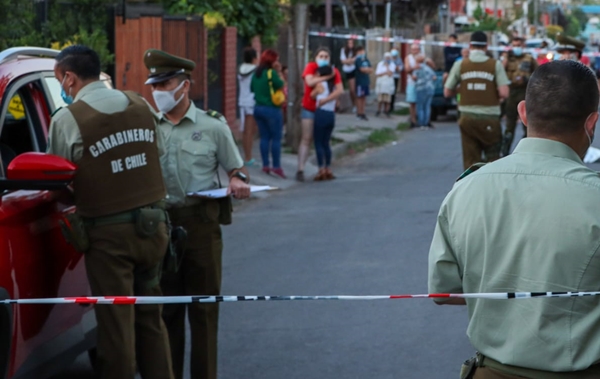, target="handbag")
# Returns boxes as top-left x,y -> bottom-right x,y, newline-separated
267,69 -> 286,107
